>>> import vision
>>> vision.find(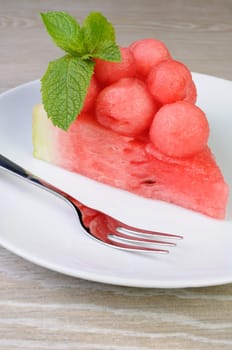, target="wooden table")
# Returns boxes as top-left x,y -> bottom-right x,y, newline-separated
1,1 -> 232,349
